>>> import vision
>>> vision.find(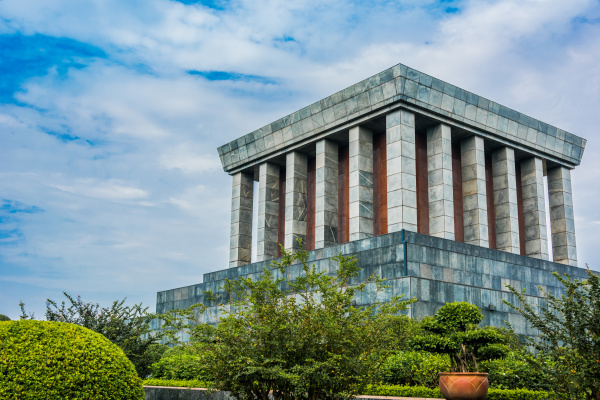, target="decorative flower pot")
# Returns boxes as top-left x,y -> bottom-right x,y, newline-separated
439,372 -> 489,400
